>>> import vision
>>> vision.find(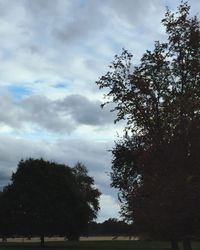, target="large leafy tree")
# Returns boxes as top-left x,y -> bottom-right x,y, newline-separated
97,2 -> 199,250
1,159 -> 100,246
